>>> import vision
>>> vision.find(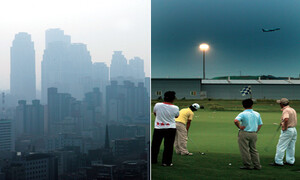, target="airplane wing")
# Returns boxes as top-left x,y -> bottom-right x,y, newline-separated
262,28 -> 280,32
